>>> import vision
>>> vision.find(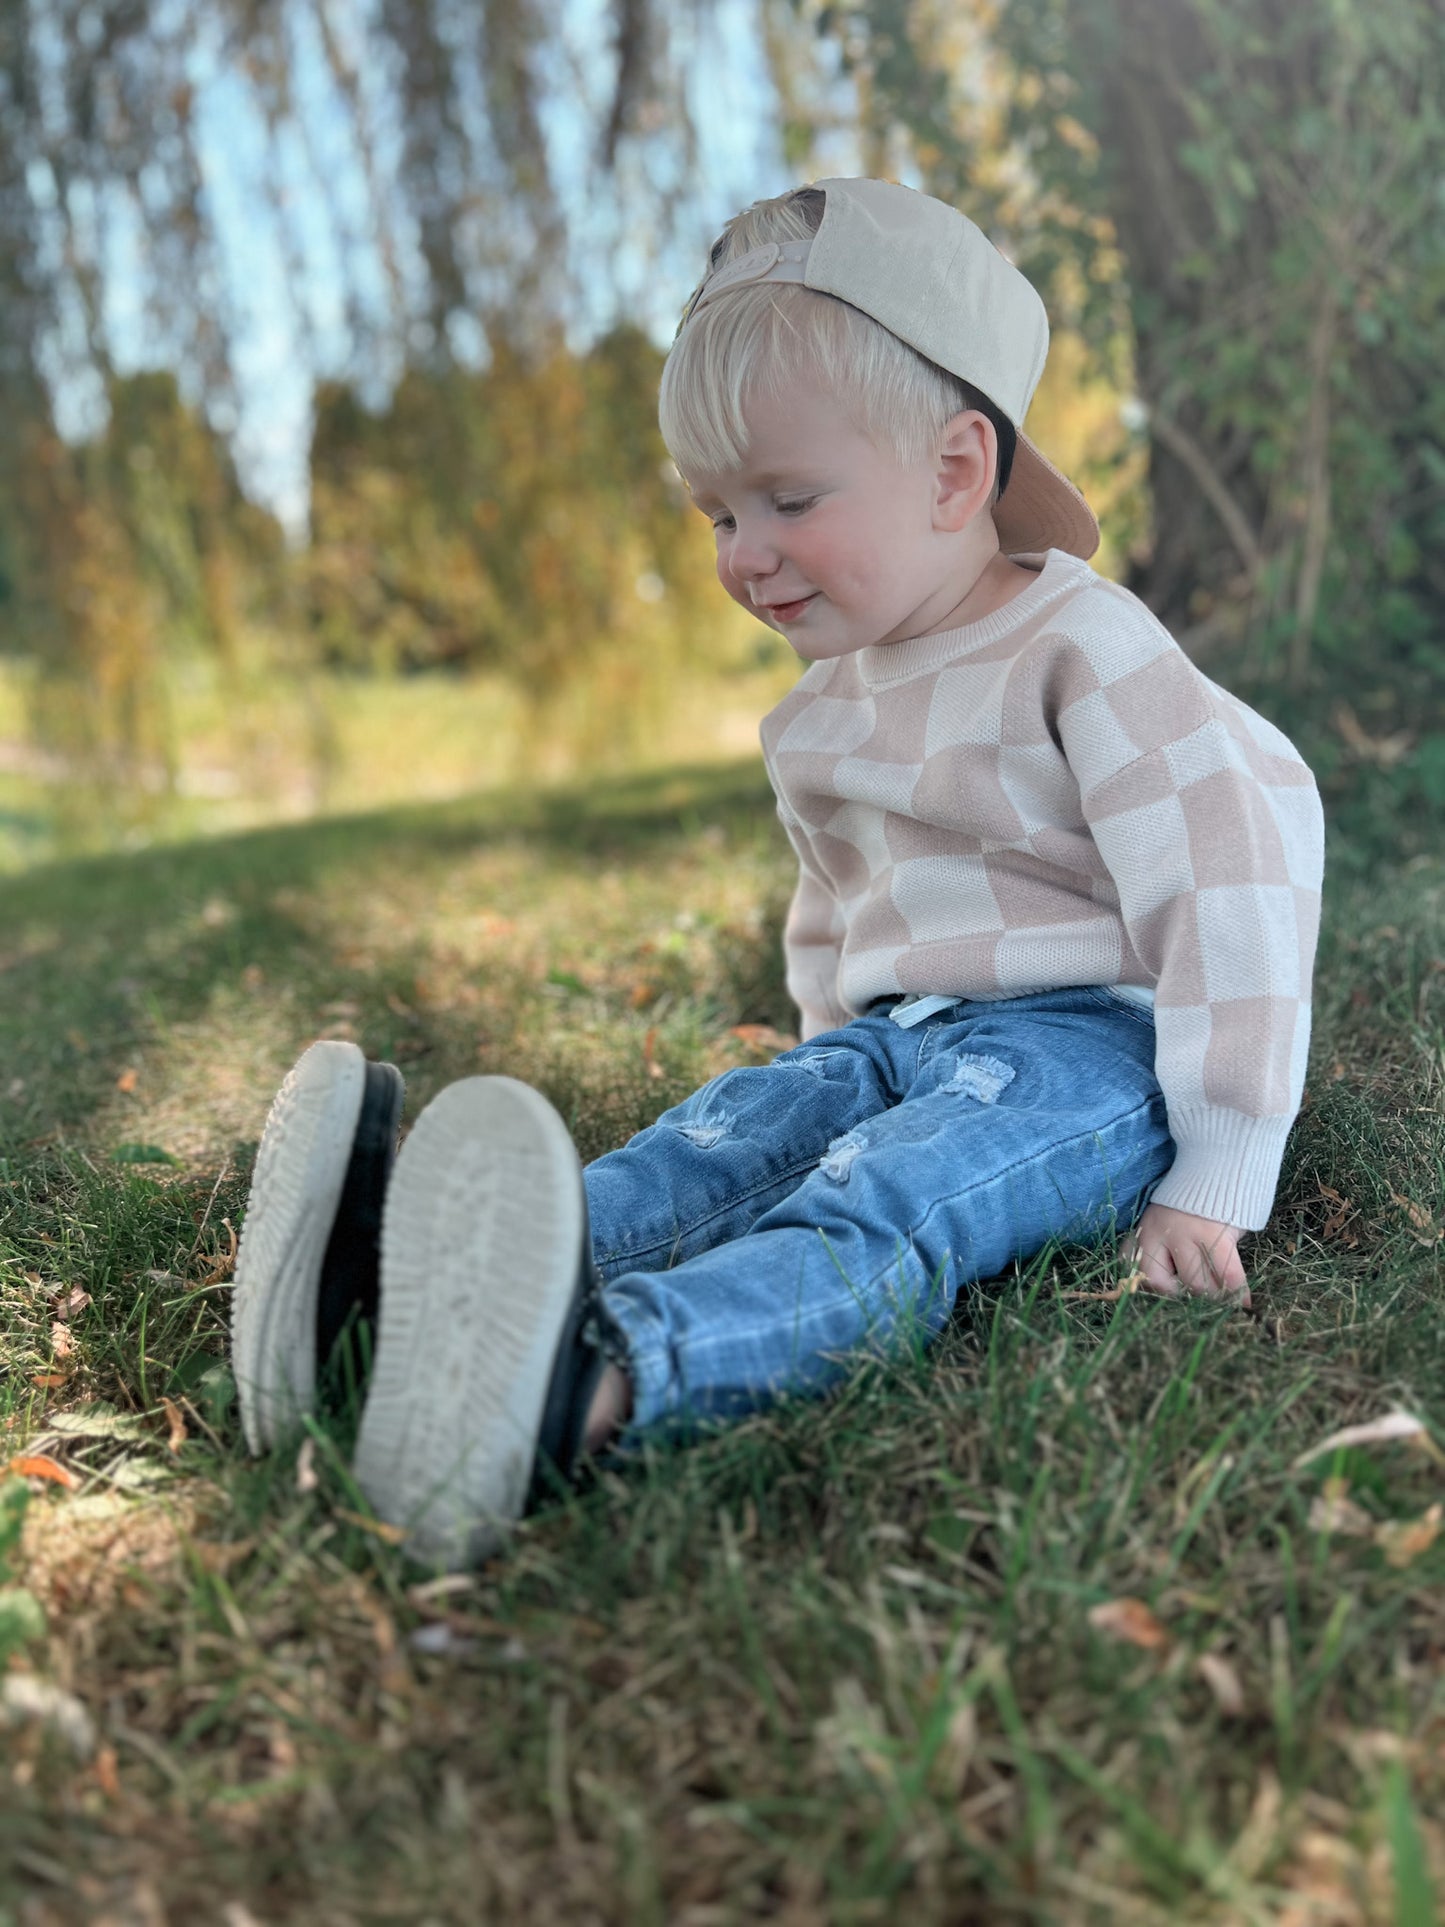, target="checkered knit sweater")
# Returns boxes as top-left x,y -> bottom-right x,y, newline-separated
758,548 -> 1325,1230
